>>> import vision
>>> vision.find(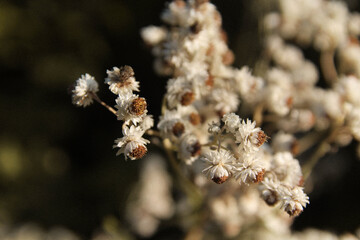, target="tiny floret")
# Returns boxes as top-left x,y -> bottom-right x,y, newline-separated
72,73 -> 99,107
105,66 -> 140,94
202,149 -> 235,184
114,126 -> 150,160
